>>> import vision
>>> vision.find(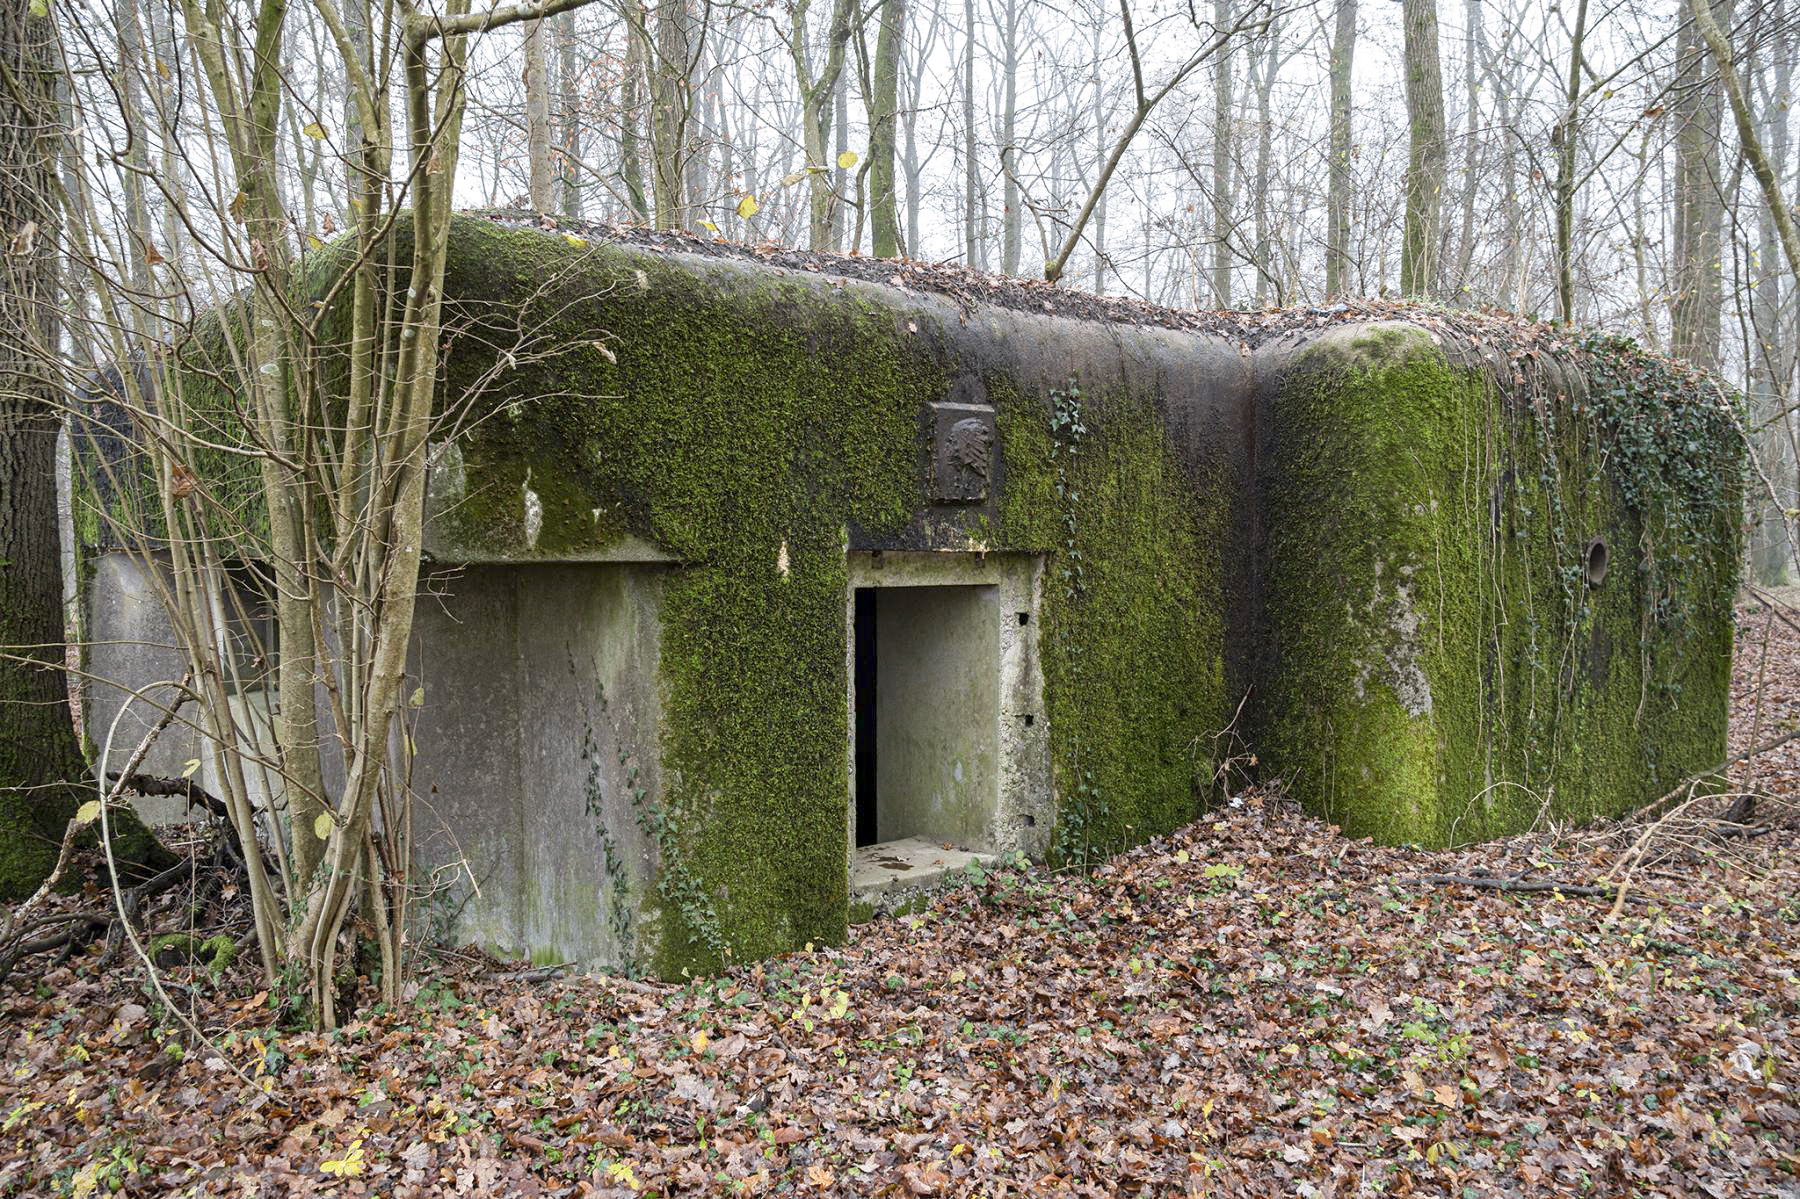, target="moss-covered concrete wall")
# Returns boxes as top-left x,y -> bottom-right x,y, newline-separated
1254,323 -> 1741,845
400,216 -> 1254,973
83,216 -> 1741,975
